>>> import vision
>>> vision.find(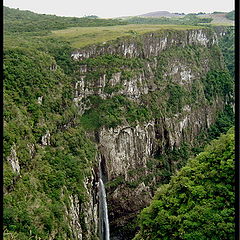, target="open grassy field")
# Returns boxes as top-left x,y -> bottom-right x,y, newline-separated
50,24 -> 202,49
